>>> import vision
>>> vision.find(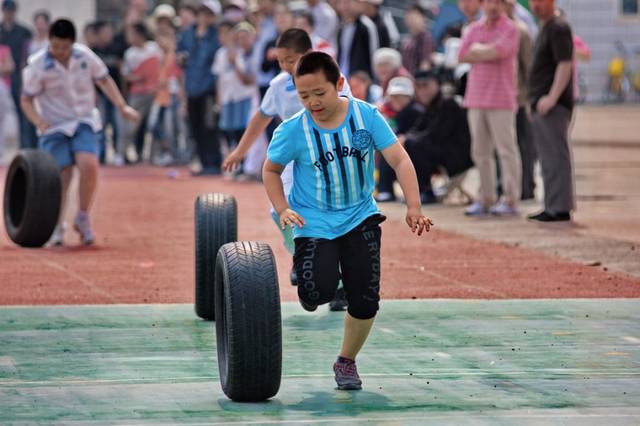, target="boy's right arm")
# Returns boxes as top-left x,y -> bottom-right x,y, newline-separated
262,159 -> 305,229
20,95 -> 49,133
222,111 -> 273,172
